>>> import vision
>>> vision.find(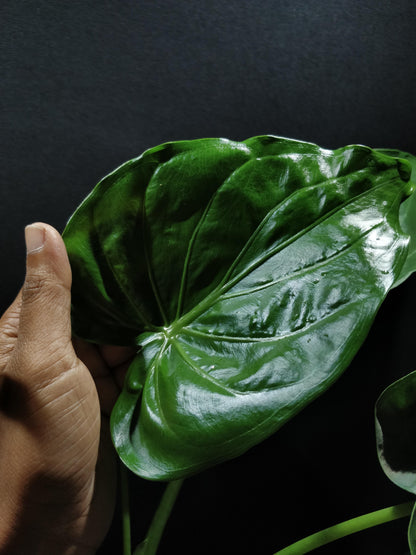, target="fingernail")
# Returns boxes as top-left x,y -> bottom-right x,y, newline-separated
25,224 -> 45,254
